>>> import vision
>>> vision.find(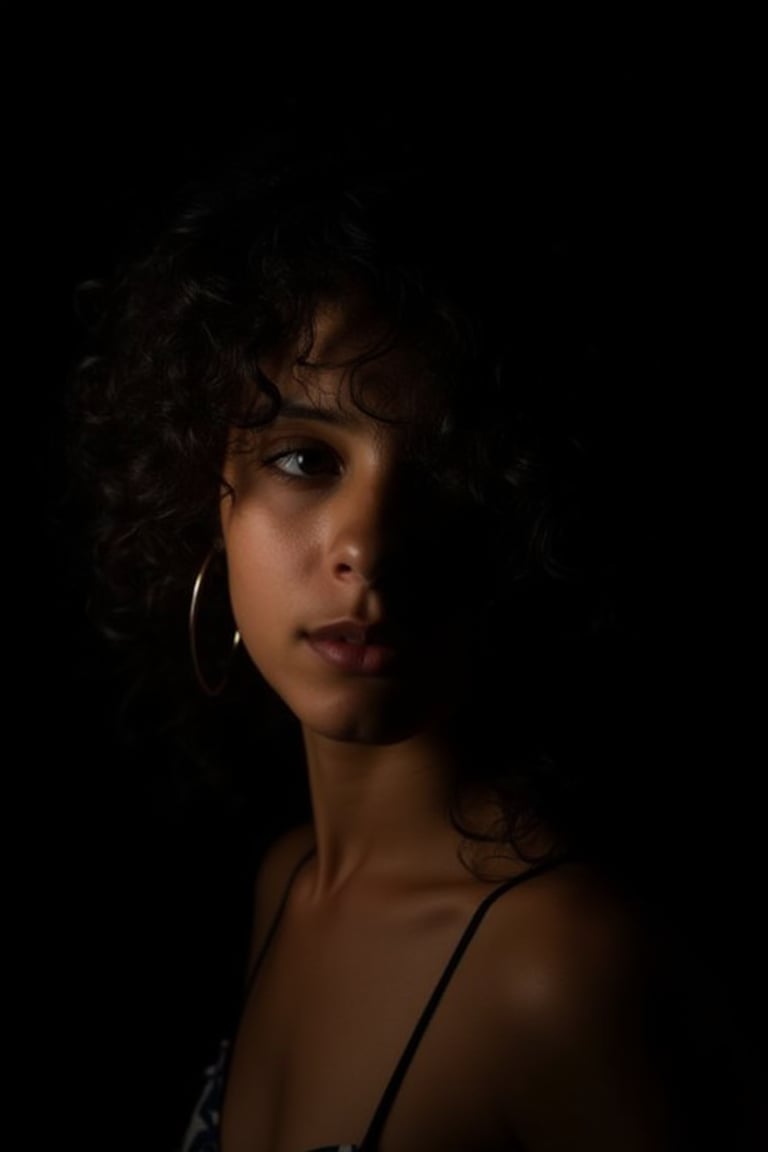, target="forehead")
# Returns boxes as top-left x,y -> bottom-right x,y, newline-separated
261,296 -> 439,425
